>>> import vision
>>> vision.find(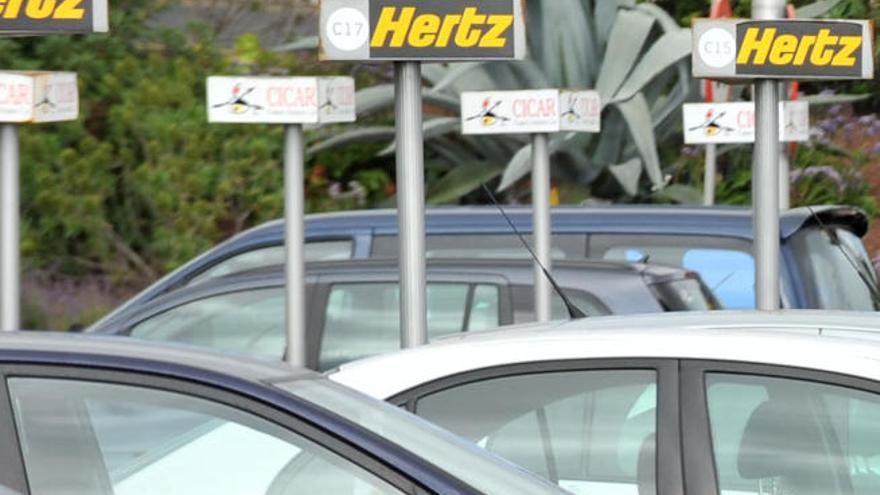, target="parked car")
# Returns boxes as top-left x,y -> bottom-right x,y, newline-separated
87,205 -> 879,334
0,332 -> 564,495
330,310 -> 880,494
88,258 -> 718,370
